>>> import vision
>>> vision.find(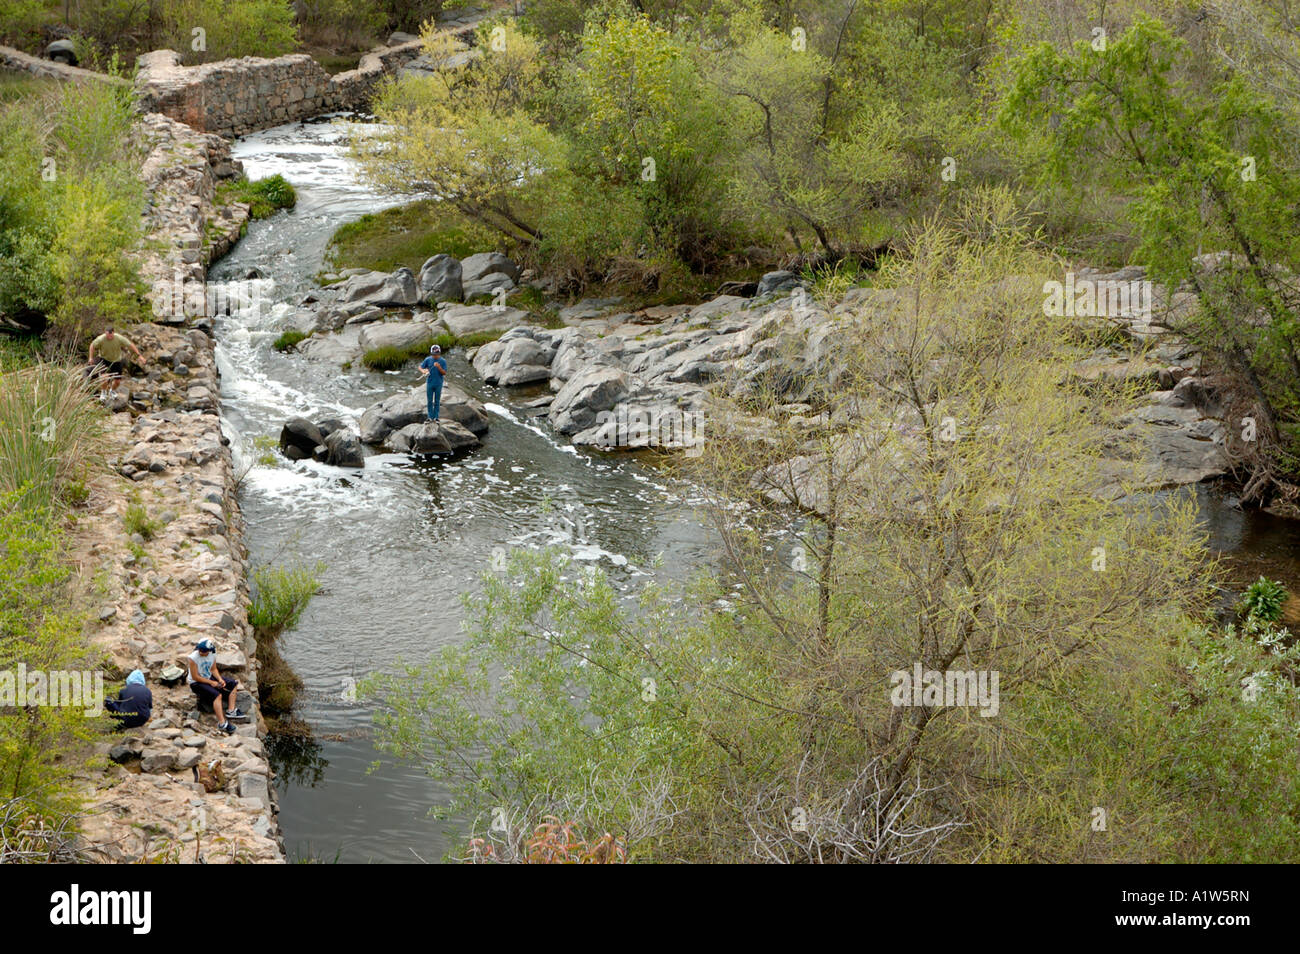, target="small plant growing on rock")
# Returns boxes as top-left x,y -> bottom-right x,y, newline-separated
122,497 -> 160,541
273,329 -> 308,352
